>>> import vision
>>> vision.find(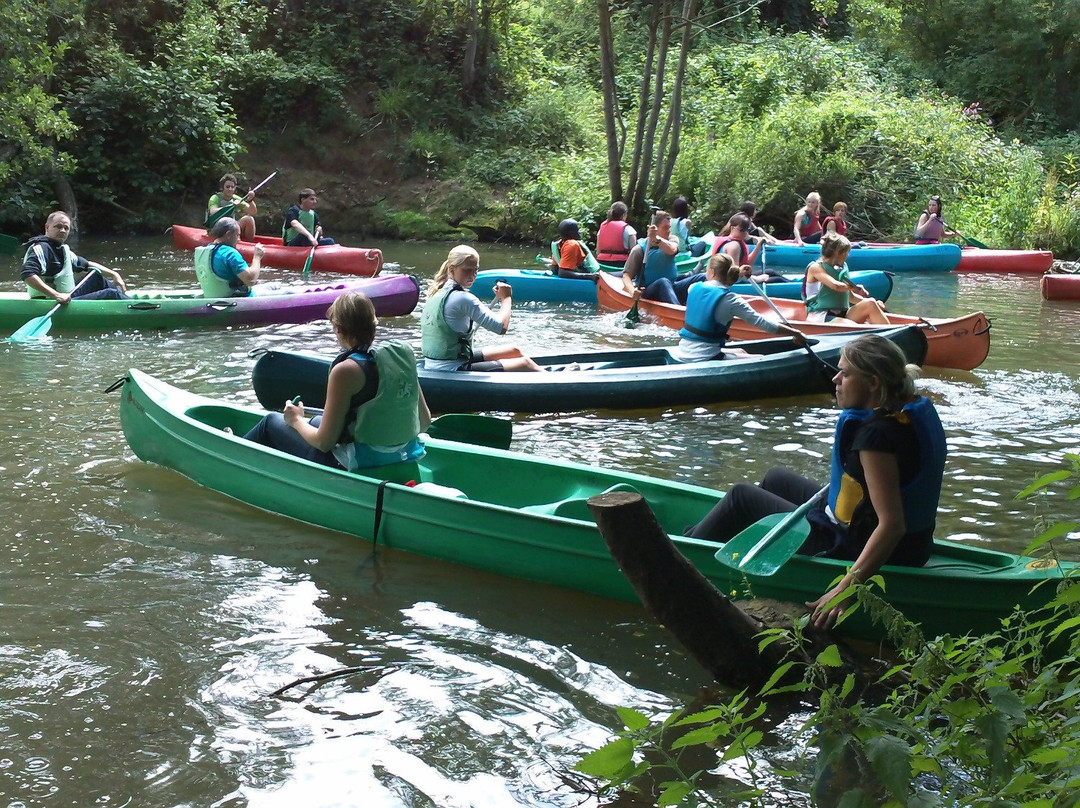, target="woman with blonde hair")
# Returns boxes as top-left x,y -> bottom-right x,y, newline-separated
804,232 -> 889,325
792,191 -> 824,246
421,245 -> 544,372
